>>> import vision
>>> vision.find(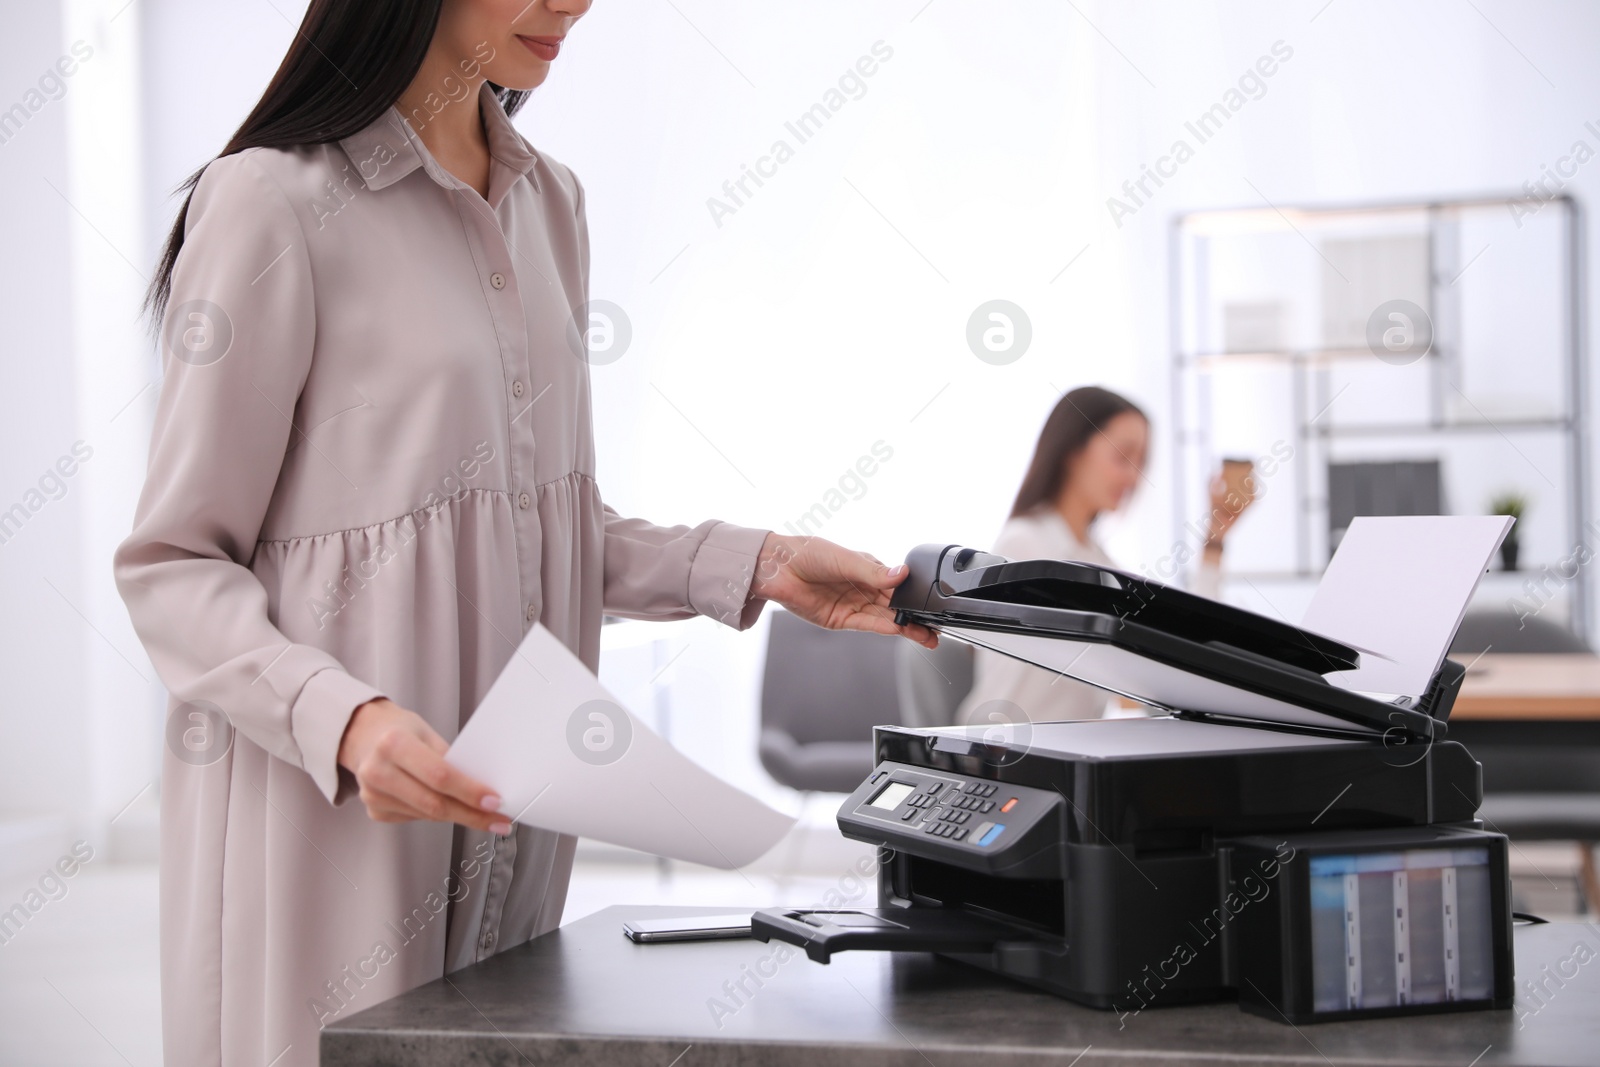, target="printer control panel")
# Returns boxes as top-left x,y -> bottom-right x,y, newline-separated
838,761 -> 1061,873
